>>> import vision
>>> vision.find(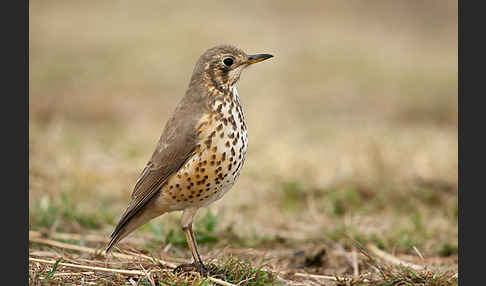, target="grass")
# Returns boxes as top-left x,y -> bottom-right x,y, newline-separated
29,0 -> 457,284
29,237 -> 458,285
